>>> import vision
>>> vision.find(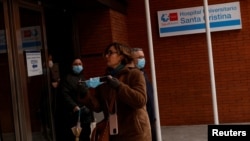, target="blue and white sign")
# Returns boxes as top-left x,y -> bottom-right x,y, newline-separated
157,1 -> 242,37
26,51 -> 43,77
21,26 -> 42,49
